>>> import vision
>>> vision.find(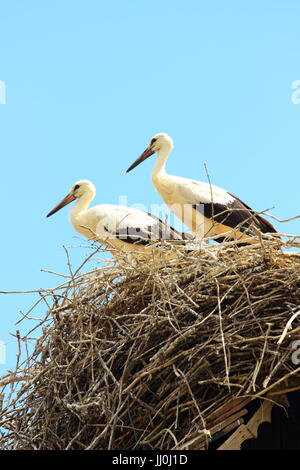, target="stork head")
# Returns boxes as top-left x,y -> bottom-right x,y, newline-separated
126,133 -> 173,173
46,180 -> 96,217
69,180 -> 96,199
